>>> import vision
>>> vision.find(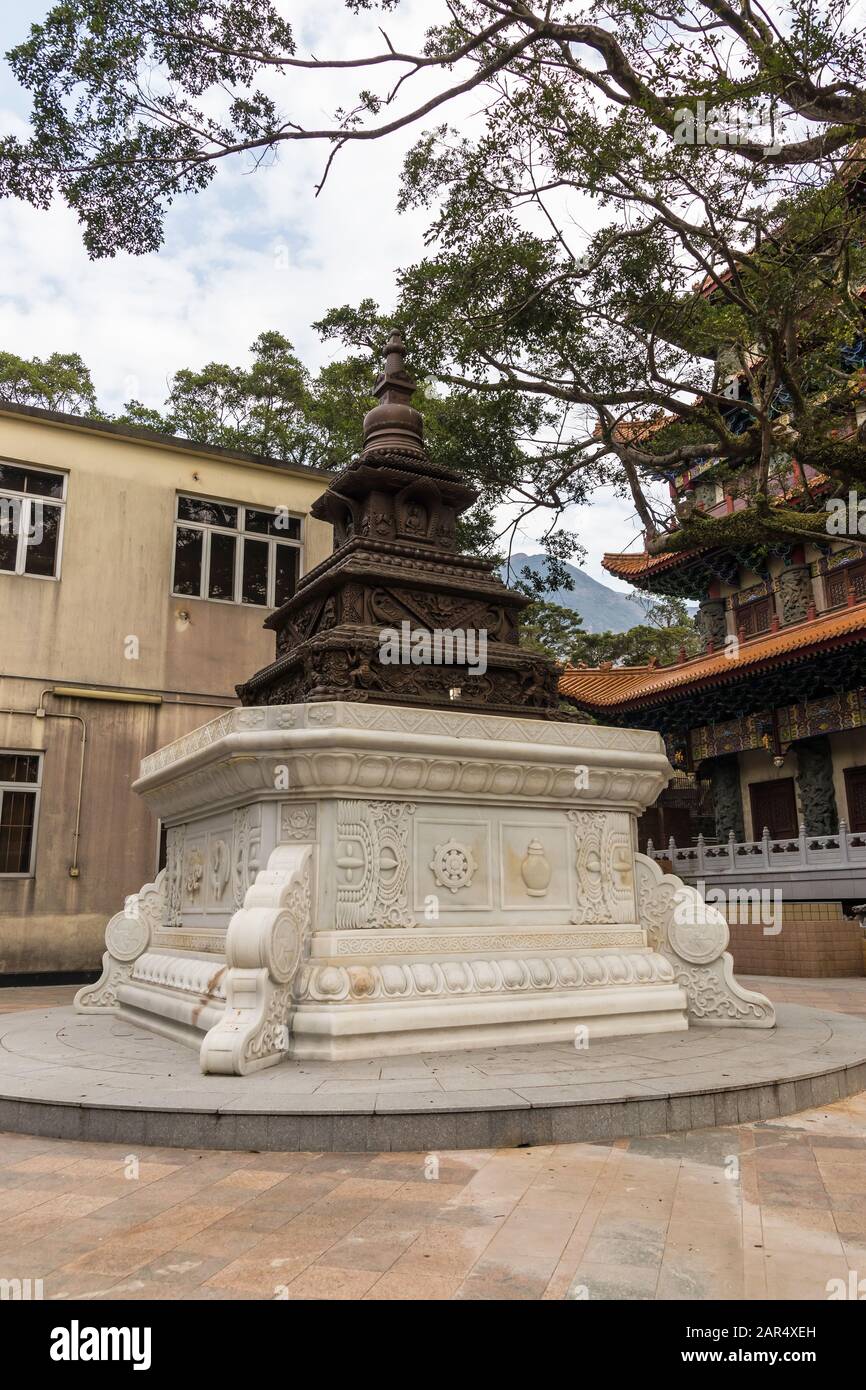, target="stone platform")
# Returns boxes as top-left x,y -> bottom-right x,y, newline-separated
1,1002 -> 864,1152
75,701 -> 775,1069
